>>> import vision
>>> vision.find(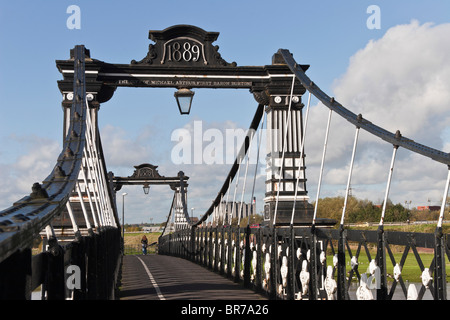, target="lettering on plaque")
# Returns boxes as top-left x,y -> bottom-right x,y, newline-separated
161,38 -> 207,65
131,25 -> 236,67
